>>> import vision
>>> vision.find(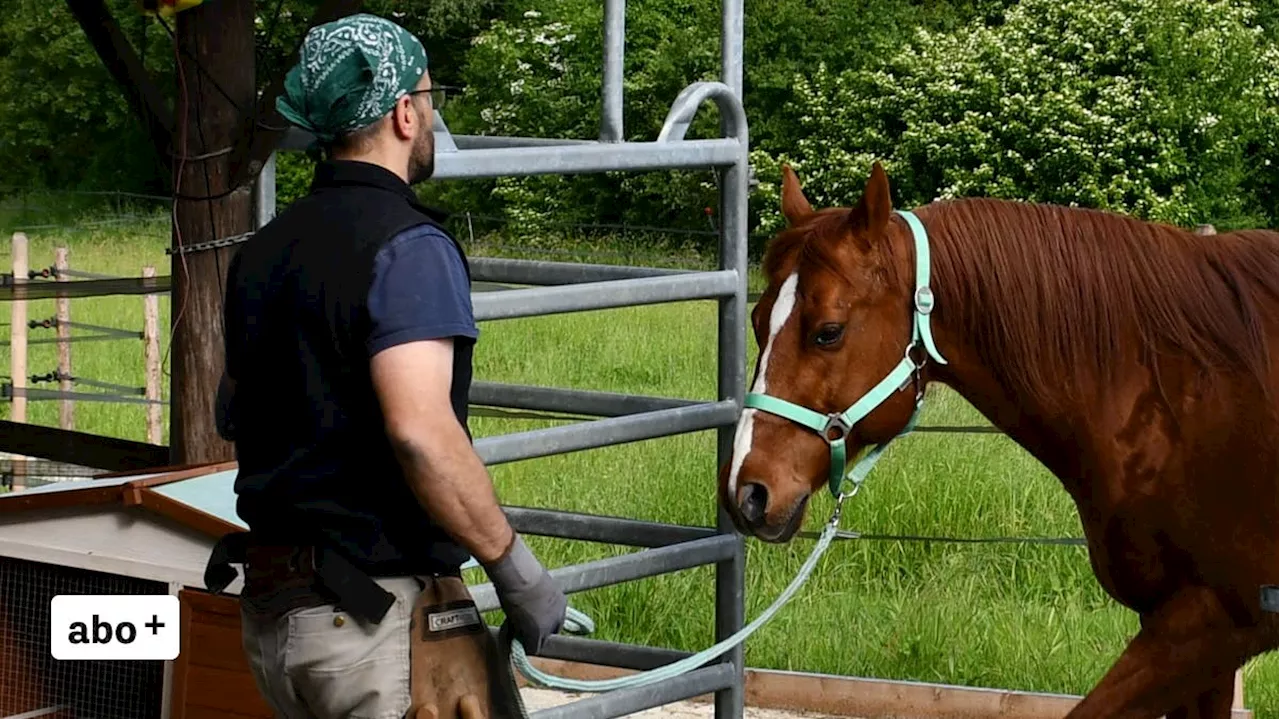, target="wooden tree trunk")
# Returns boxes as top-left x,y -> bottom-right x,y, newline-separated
170,0 -> 255,465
